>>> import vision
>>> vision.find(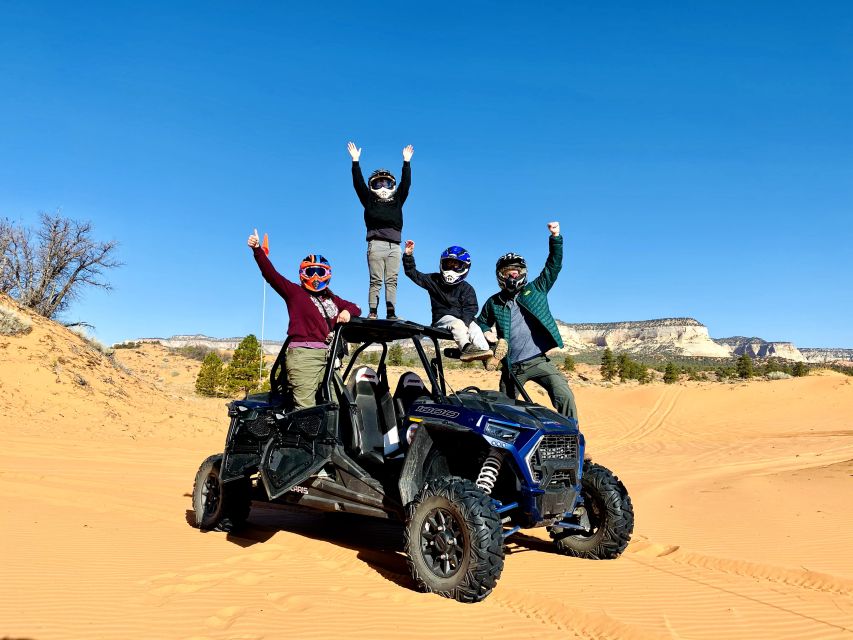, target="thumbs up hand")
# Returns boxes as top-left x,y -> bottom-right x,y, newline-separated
248,228 -> 260,248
